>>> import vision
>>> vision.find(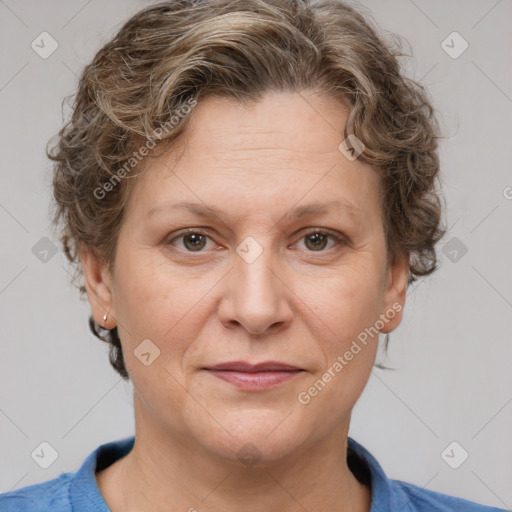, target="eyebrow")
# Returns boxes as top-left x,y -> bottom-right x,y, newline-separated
146,199 -> 360,223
